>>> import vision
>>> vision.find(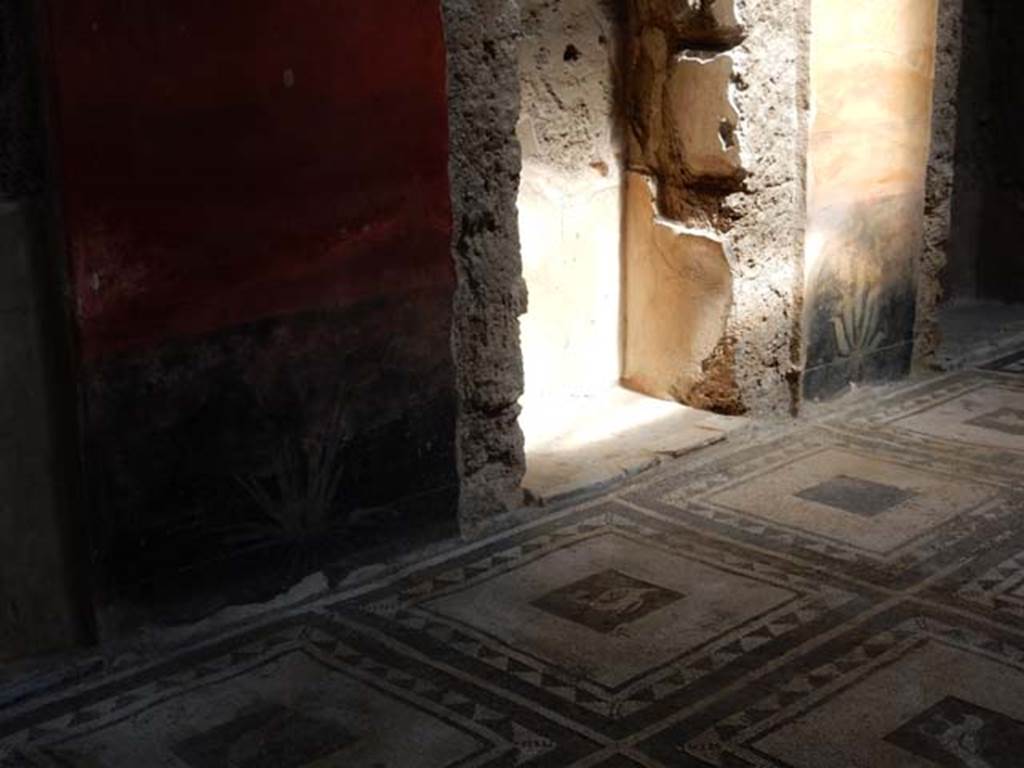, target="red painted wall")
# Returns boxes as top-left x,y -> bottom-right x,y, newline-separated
41,1 -> 459,610
46,1 -> 452,361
